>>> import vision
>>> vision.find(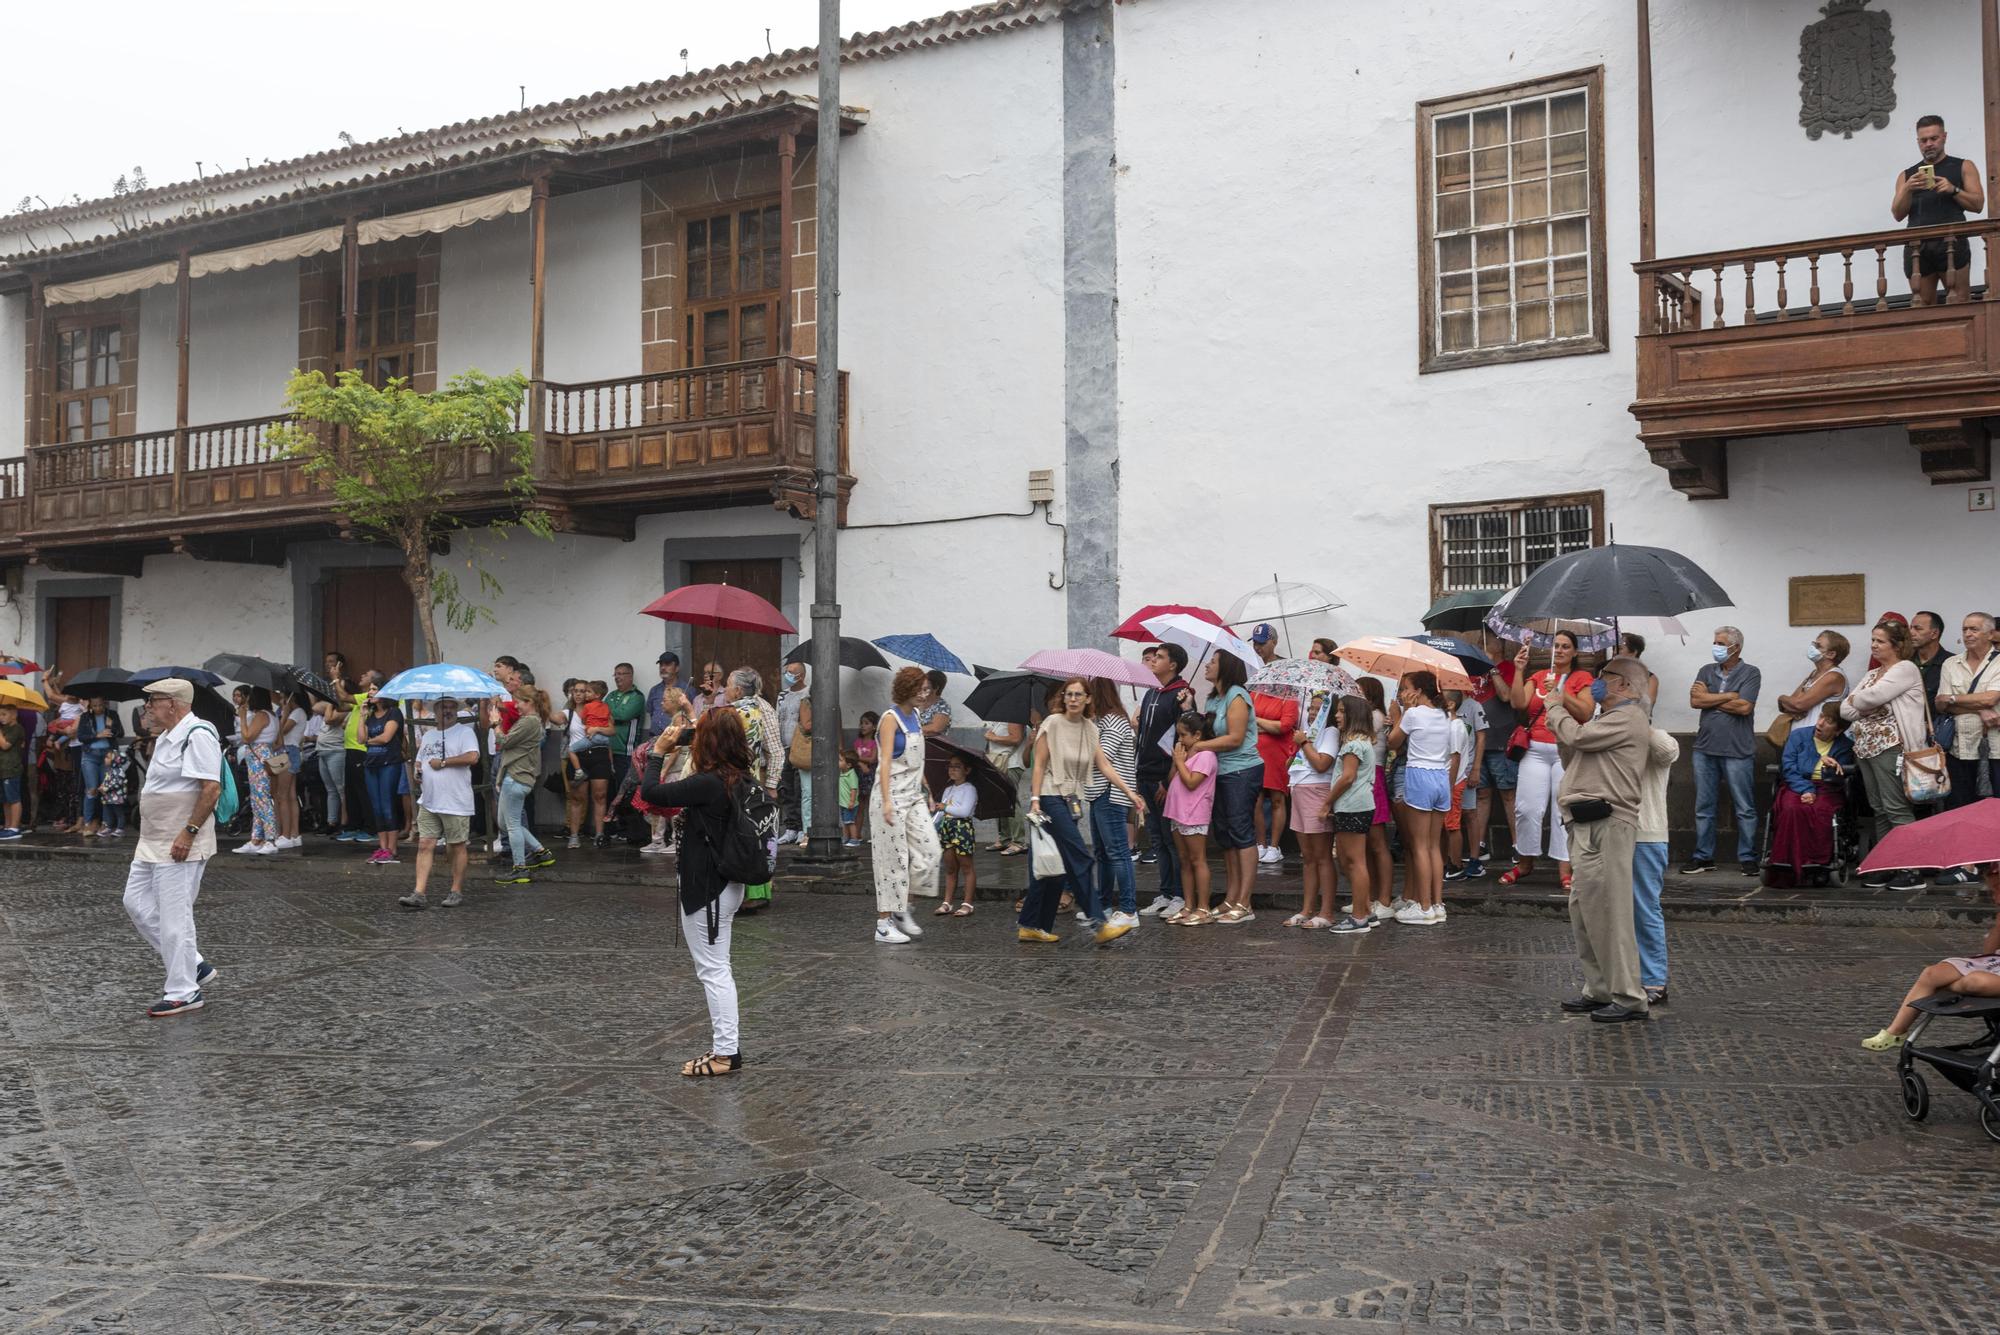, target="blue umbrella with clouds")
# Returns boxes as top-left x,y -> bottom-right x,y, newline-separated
378,663 -> 510,700
872,634 -> 970,676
